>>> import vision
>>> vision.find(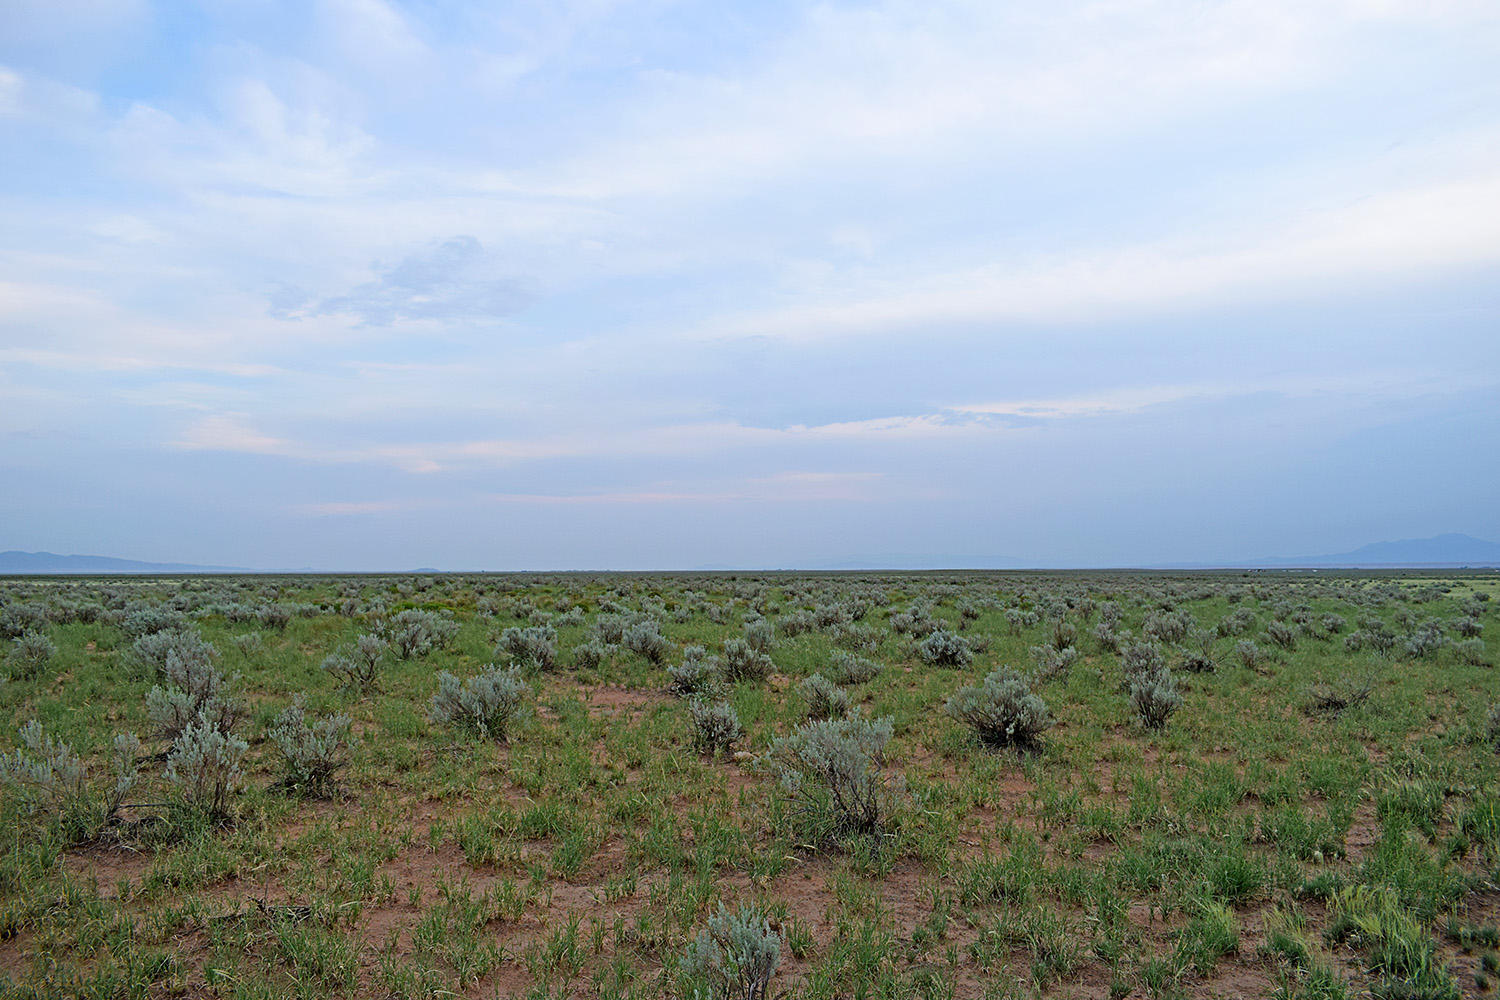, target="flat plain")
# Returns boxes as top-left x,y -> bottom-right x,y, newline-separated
0,570 -> 1495,1000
